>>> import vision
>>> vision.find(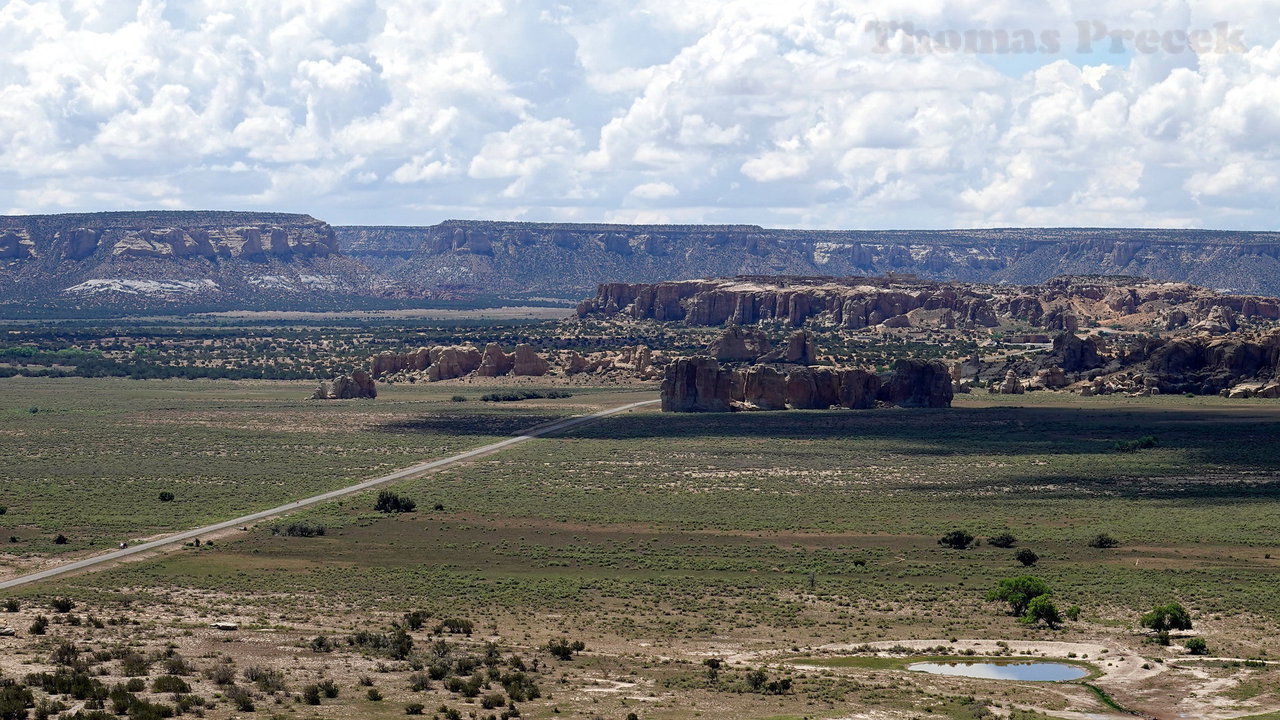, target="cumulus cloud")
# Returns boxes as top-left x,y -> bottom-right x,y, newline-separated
0,0 -> 1276,229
